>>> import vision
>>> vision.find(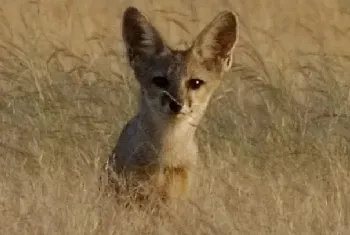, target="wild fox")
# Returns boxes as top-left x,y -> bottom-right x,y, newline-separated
105,6 -> 239,203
